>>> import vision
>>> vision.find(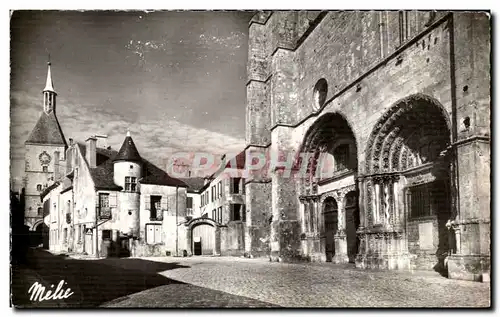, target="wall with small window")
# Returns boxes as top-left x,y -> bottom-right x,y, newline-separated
138,183 -> 189,254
